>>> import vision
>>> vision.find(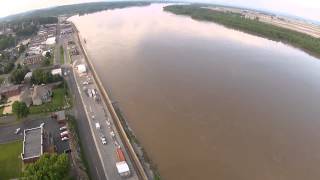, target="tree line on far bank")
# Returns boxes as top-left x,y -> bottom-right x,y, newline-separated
164,5 -> 320,58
